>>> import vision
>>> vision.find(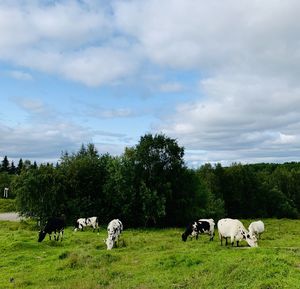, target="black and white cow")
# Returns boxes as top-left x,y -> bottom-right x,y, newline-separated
38,217 -> 65,242
182,218 -> 215,242
105,219 -> 123,250
74,216 -> 99,232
